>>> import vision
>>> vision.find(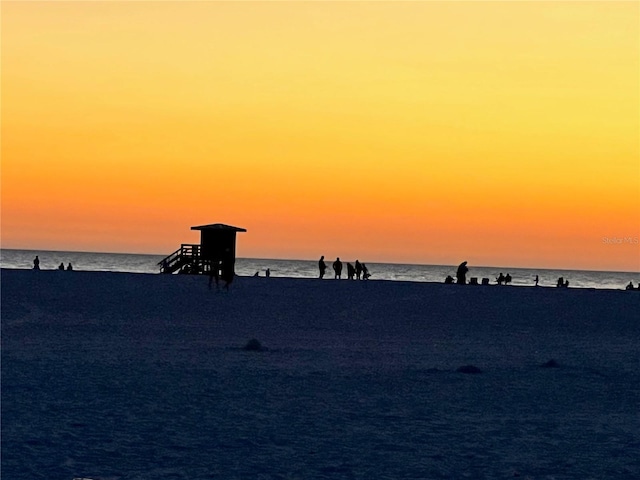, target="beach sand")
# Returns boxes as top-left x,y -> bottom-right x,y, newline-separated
2,269 -> 639,479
